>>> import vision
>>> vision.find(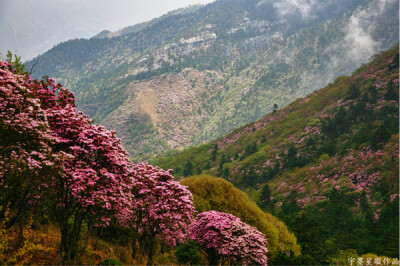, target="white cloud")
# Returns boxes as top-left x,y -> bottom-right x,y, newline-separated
273,0 -> 316,18
257,0 -> 321,20
343,13 -> 379,64
326,0 -> 395,70
301,0 -> 397,92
